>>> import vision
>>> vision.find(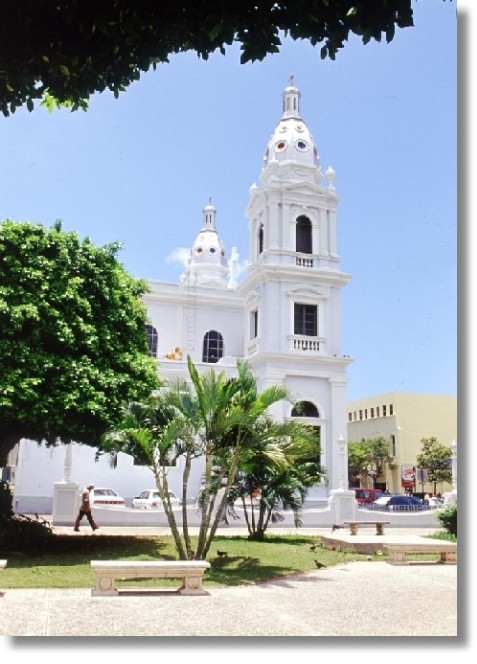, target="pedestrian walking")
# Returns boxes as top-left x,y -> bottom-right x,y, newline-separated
74,484 -> 99,532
